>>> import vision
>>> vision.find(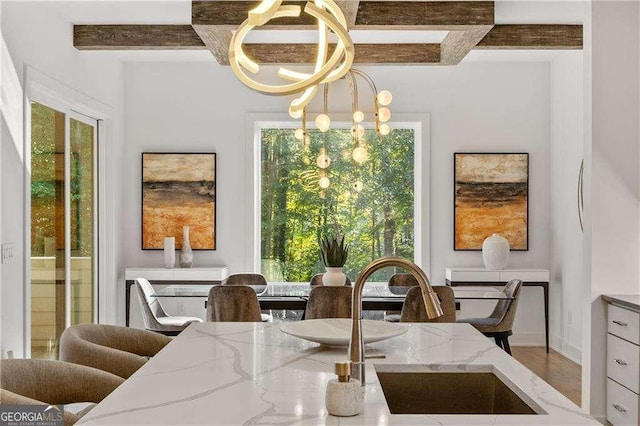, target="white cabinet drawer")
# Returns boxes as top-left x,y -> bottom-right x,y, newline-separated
608,334 -> 640,394
607,378 -> 640,425
498,270 -> 549,282
609,304 -> 640,345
